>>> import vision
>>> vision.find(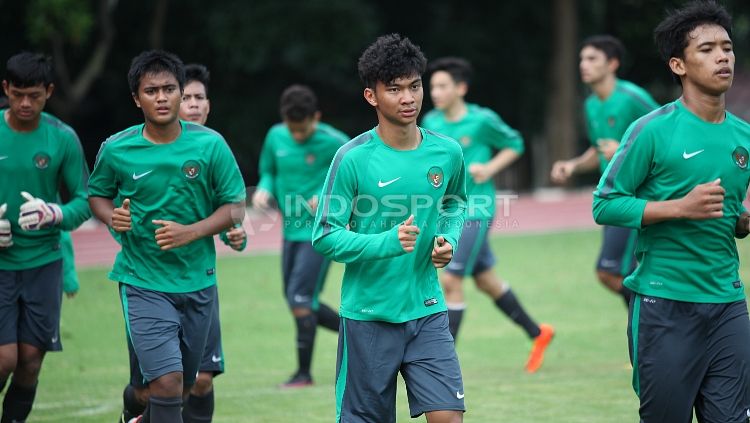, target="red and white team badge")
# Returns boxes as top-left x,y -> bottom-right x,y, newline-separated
305,153 -> 315,165
33,152 -> 50,170
460,136 -> 471,147
427,166 -> 444,188
733,146 -> 748,169
182,160 -> 201,179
